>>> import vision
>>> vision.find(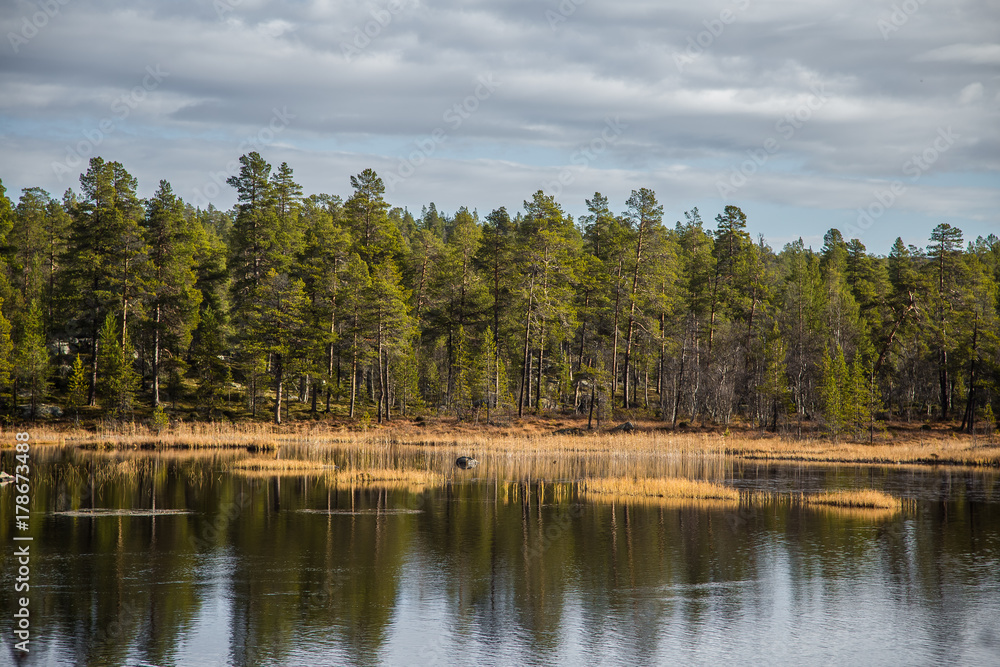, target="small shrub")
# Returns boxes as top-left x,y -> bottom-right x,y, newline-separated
151,406 -> 169,433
